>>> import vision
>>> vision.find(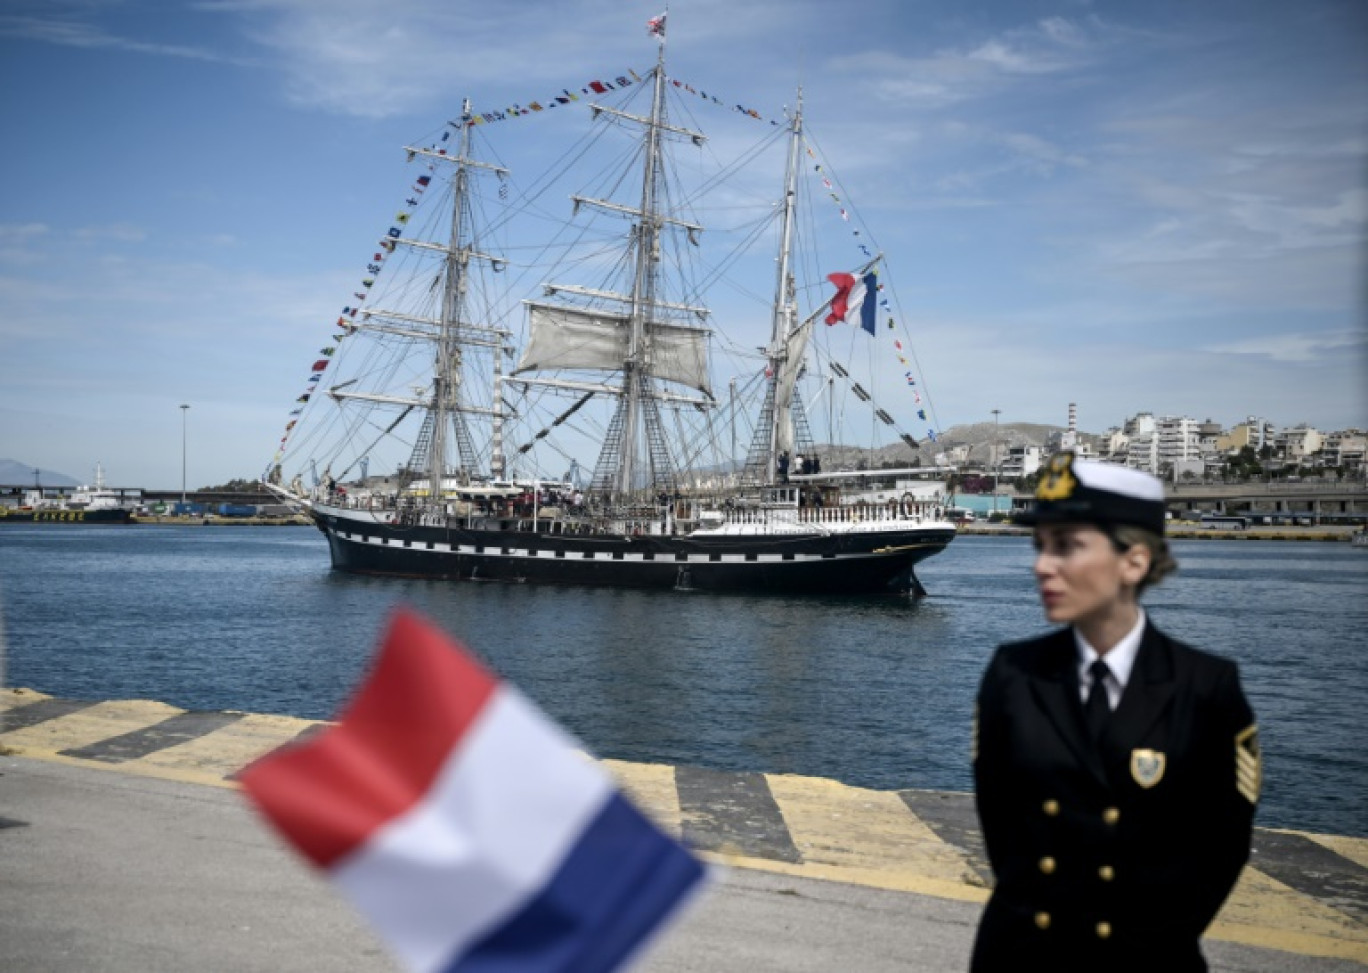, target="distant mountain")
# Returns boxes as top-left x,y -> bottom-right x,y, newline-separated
0,459 -> 80,487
